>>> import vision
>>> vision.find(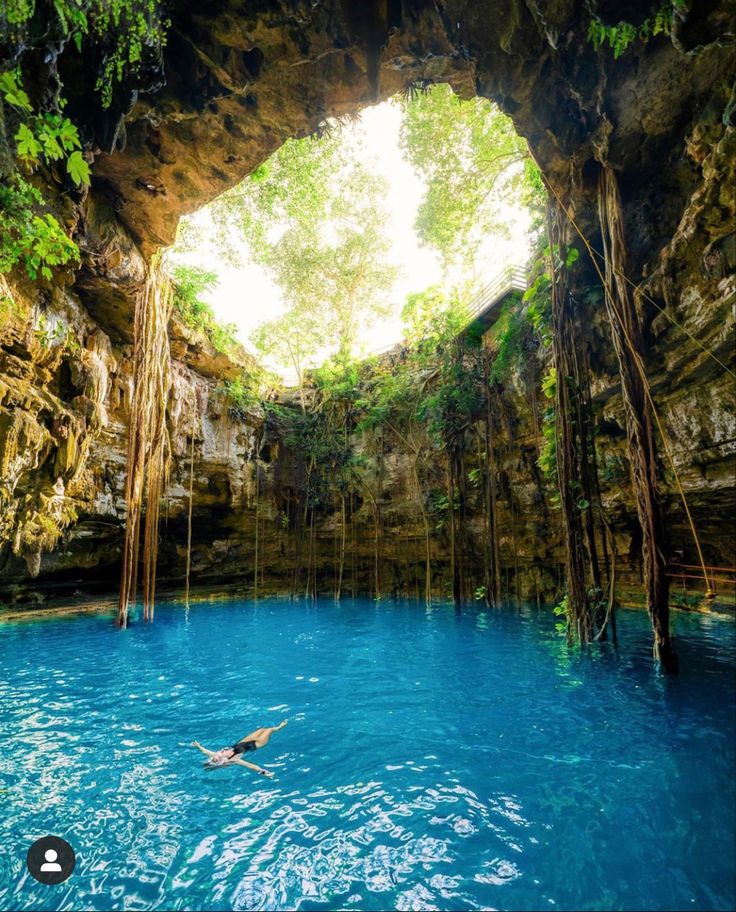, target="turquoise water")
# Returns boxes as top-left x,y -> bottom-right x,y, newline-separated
0,599 -> 734,912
